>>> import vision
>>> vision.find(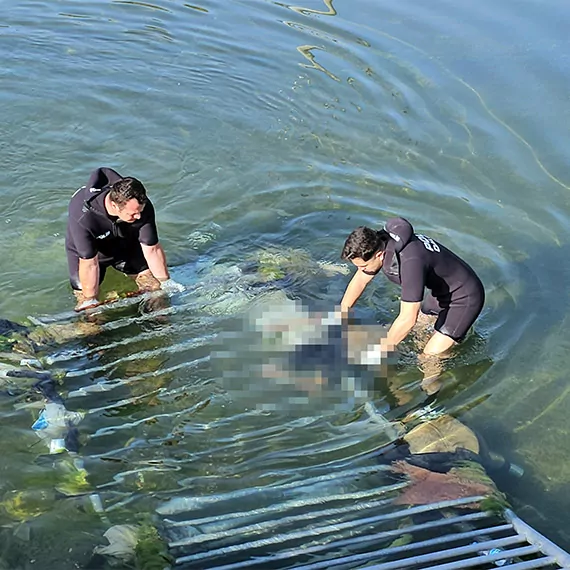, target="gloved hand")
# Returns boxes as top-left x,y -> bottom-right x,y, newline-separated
320,310 -> 344,327
75,298 -> 100,312
359,344 -> 383,366
159,278 -> 186,294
